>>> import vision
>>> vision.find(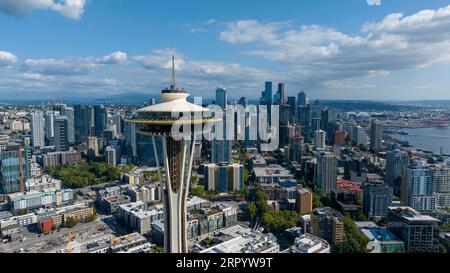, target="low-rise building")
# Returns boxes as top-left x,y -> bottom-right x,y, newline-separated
42,150 -> 82,168
288,233 -> 330,253
116,201 -> 164,235
199,225 -> 280,253
25,175 -> 62,192
7,188 -> 73,211
109,232 -> 149,253
253,164 -> 294,184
